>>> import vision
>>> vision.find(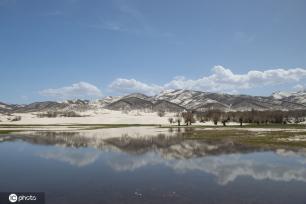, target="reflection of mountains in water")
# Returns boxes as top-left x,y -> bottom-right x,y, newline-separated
2,129 -> 273,159
2,130 -> 306,185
